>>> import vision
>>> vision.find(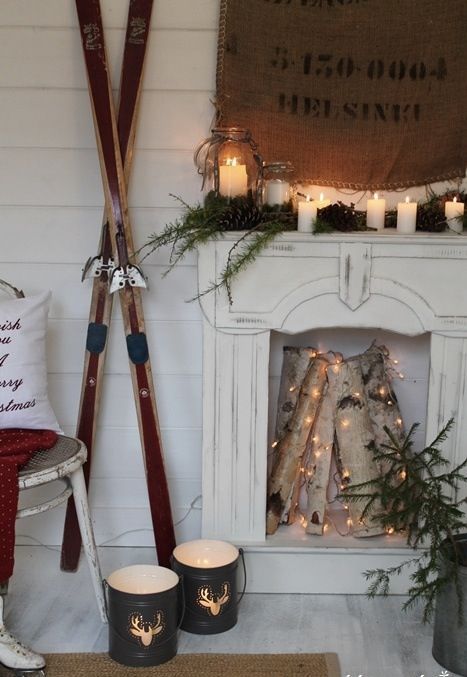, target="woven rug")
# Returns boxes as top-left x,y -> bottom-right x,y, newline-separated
31,652 -> 340,676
